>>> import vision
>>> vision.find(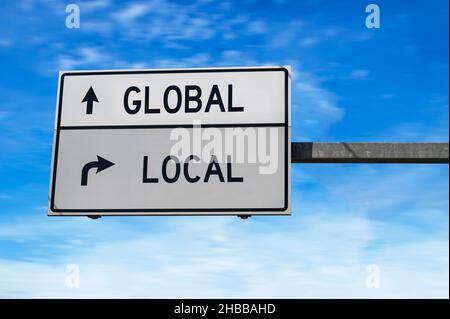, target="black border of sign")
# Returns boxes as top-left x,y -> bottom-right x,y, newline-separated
50,67 -> 290,215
